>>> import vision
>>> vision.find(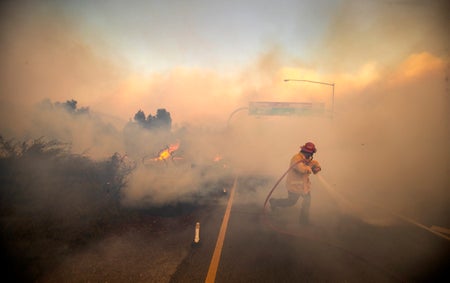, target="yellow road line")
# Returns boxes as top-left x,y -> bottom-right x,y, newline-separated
205,176 -> 237,283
